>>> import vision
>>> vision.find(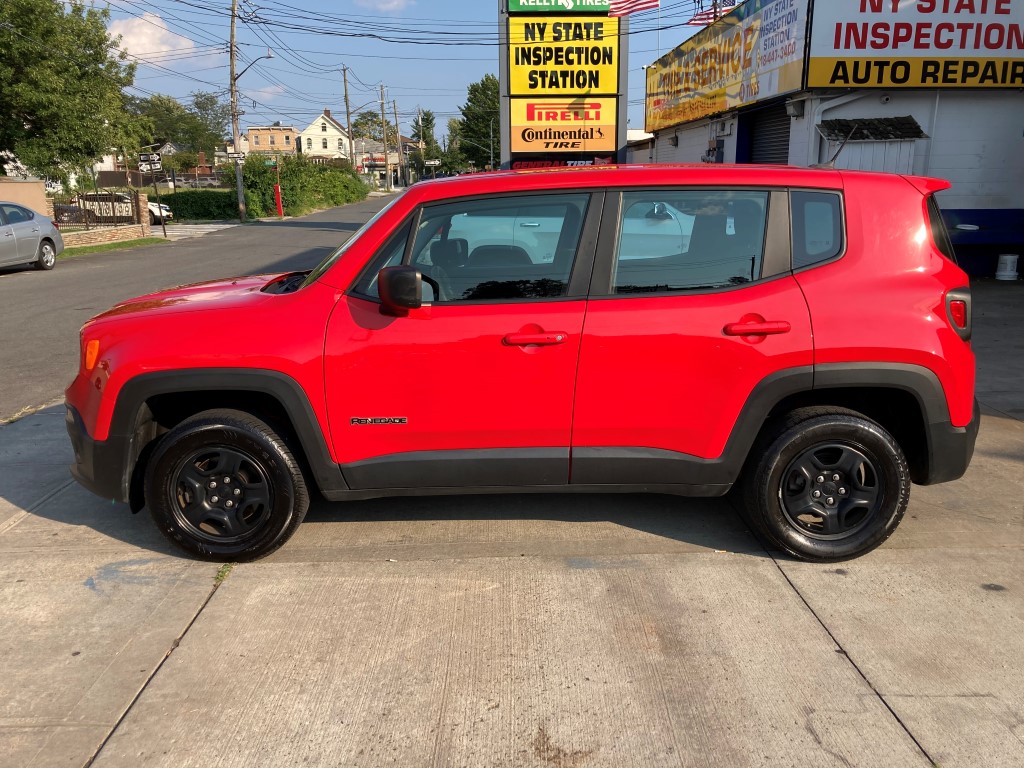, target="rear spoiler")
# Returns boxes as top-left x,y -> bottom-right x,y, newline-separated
902,175 -> 952,196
